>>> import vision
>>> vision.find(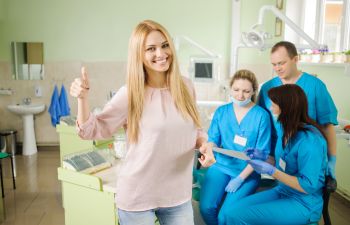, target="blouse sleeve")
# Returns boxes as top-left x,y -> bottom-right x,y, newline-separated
182,77 -> 208,141
77,86 -> 128,140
